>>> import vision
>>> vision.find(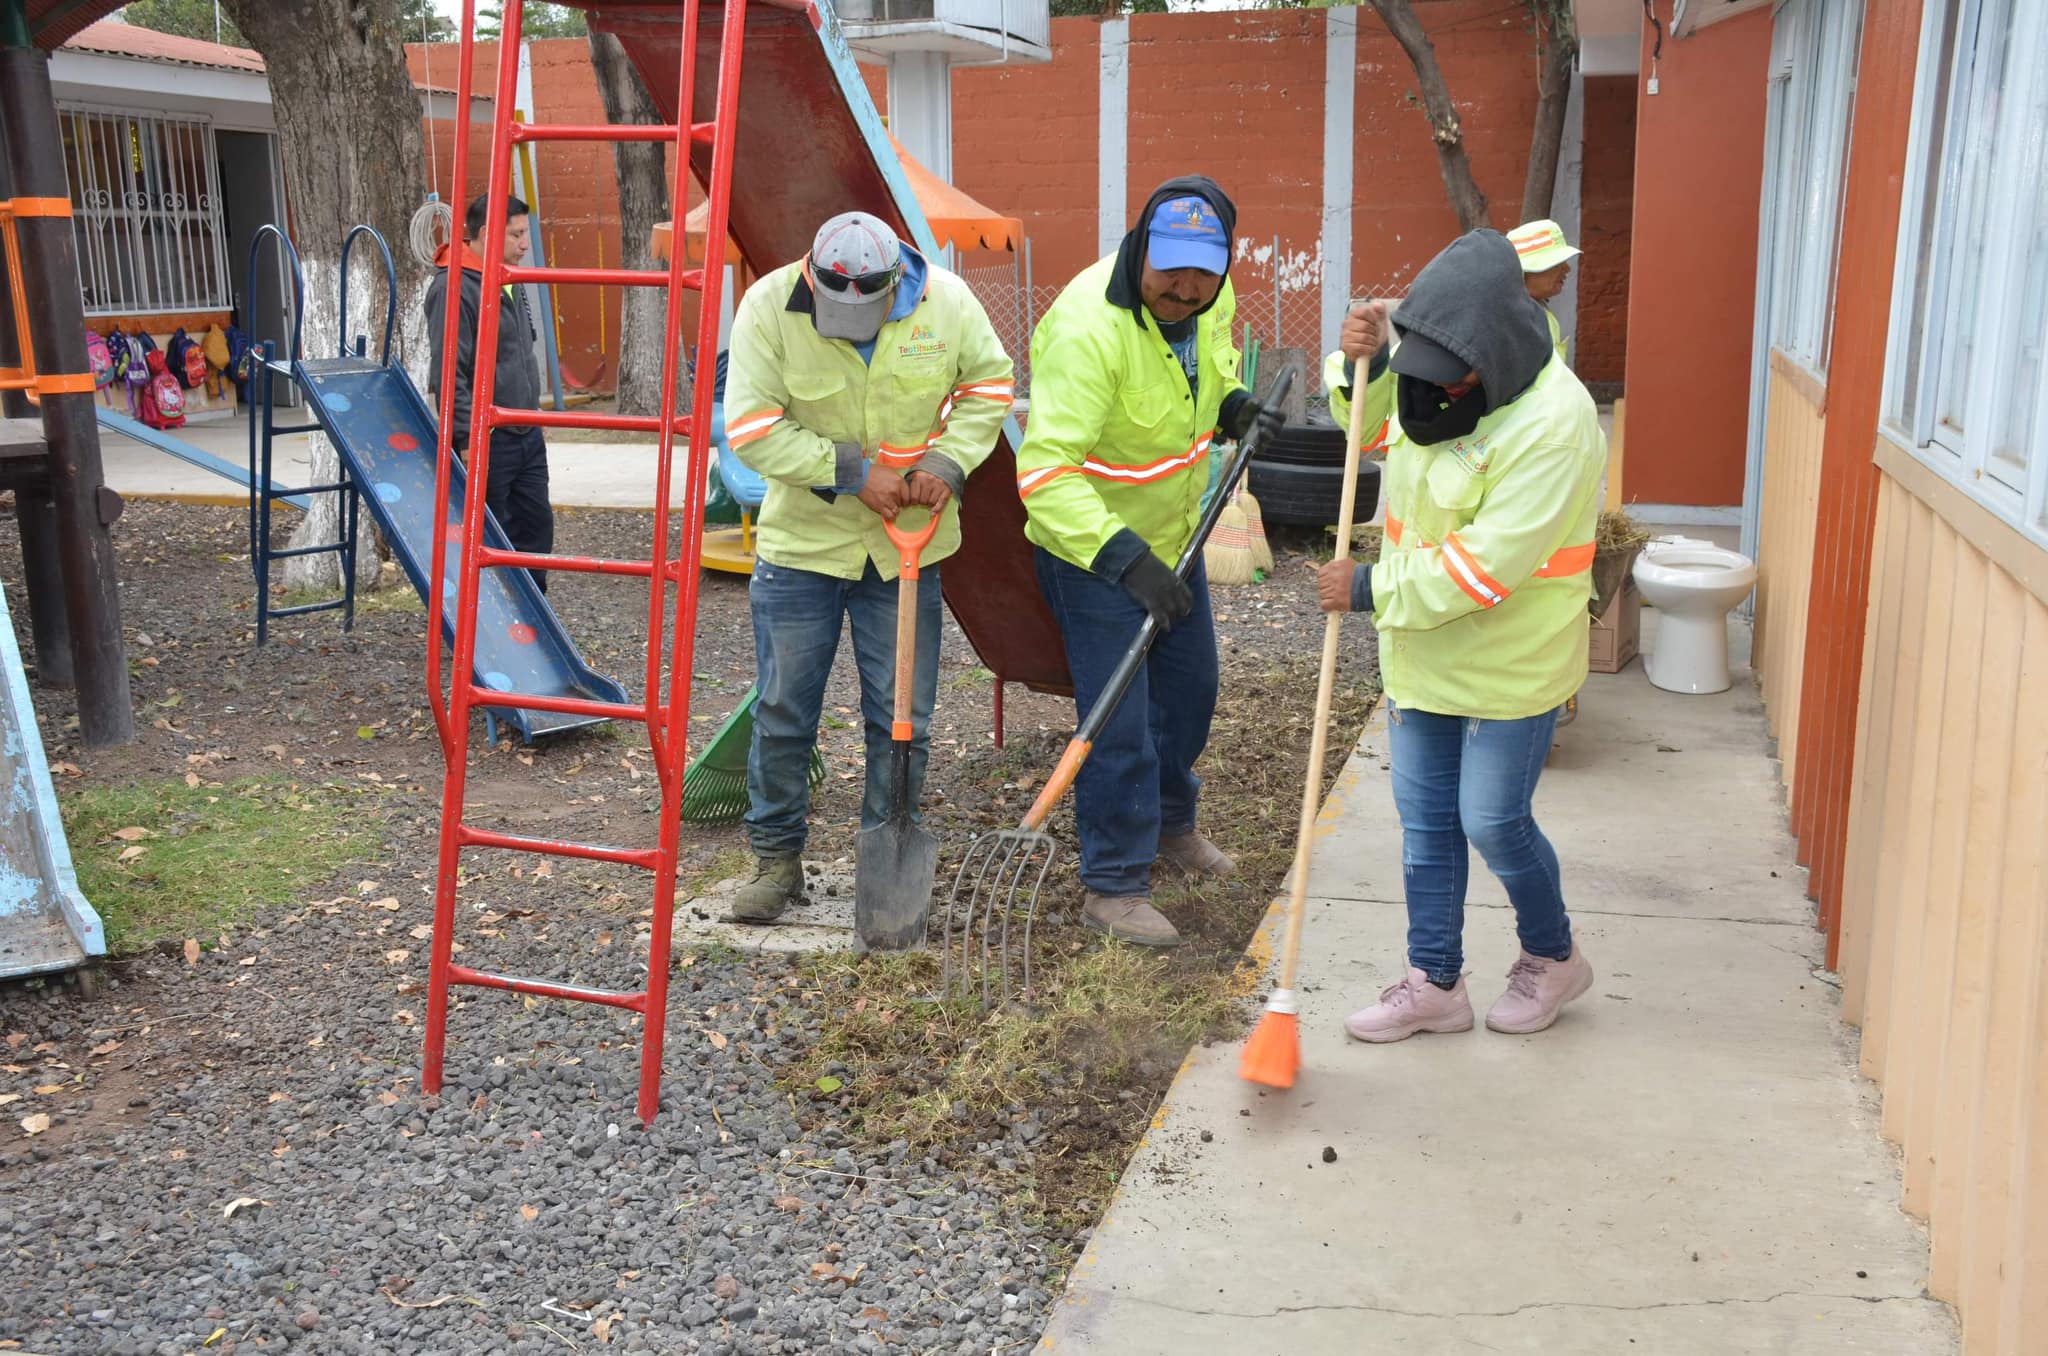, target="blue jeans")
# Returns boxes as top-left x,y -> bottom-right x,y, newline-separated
1385,700 -> 1572,987
744,557 -> 942,856
1034,548 -> 1217,896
